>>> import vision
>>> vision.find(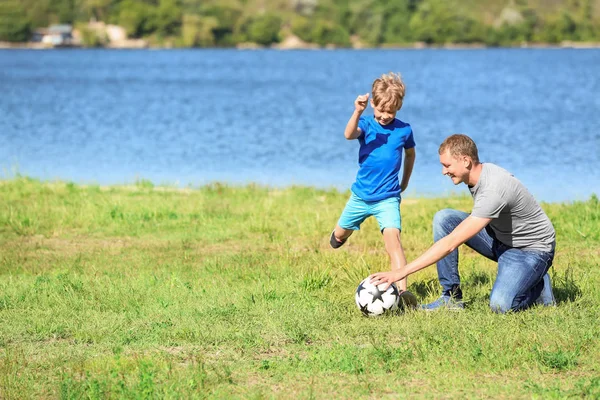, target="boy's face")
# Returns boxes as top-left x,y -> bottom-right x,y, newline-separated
370,99 -> 398,126
439,150 -> 470,185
